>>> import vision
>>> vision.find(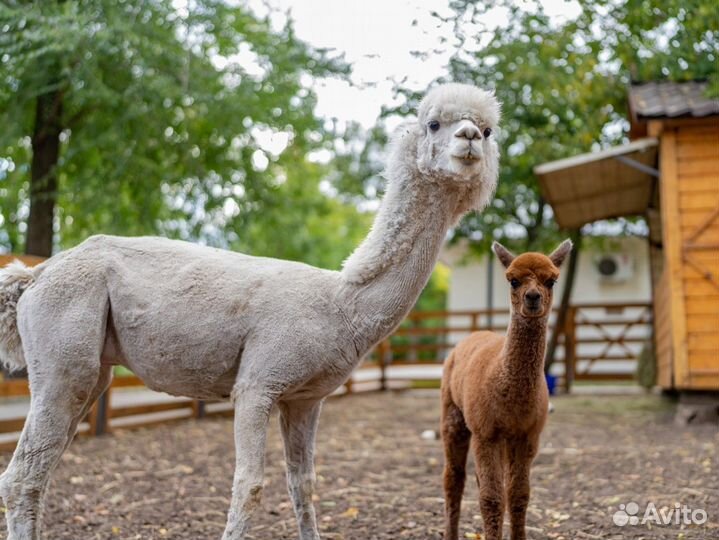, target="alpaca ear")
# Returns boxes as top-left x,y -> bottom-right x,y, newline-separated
549,239 -> 573,267
492,241 -> 515,268
389,120 -> 423,160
